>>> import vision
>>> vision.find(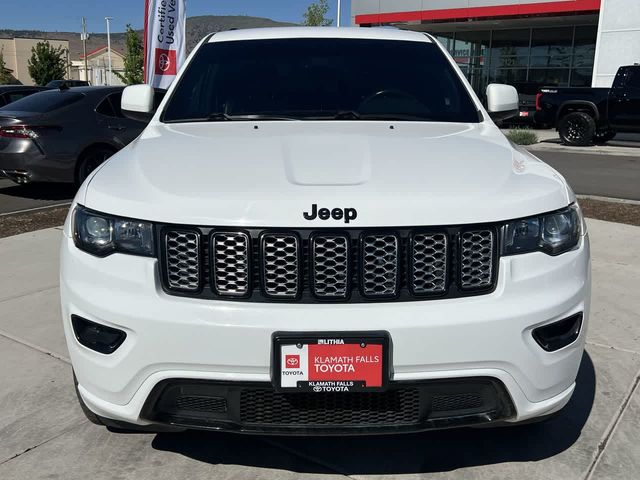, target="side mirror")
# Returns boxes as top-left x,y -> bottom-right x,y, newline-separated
486,83 -> 519,122
122,84 -> 156,122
